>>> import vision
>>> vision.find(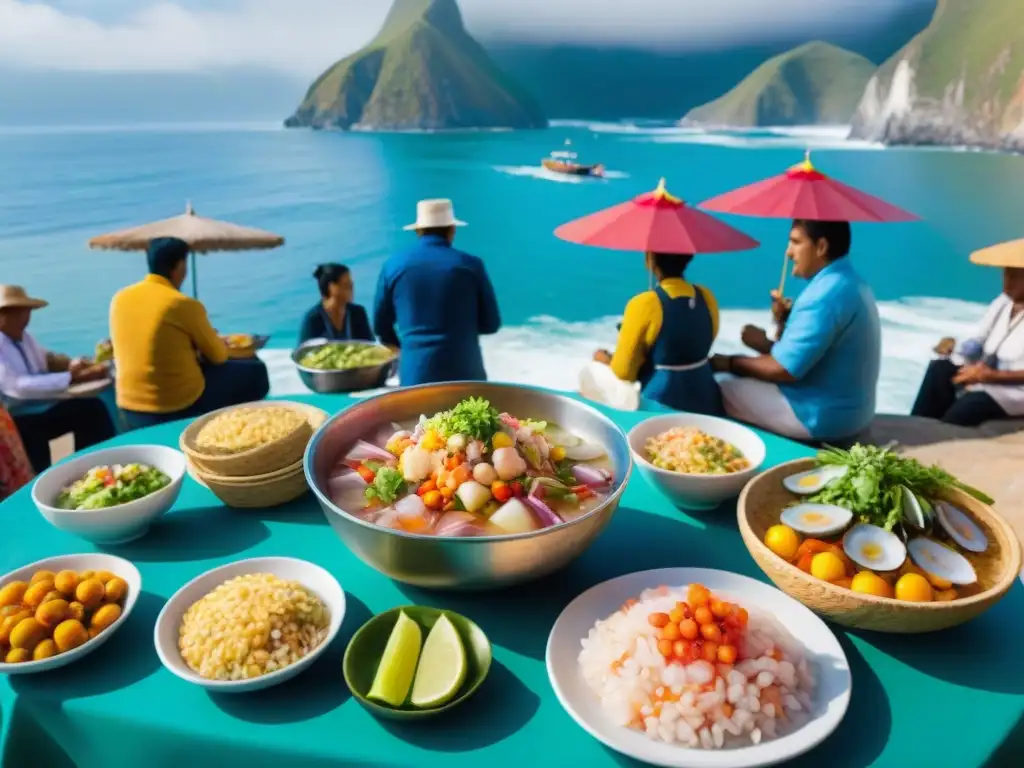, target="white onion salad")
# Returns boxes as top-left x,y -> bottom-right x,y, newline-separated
327,397 -> 614,536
